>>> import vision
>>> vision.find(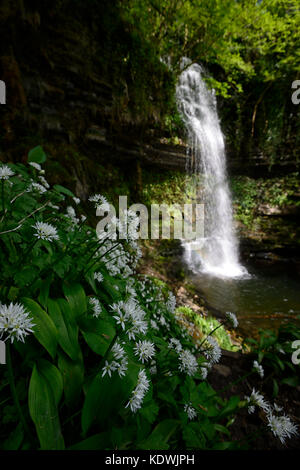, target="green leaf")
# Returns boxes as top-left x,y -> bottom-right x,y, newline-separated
82,361 -> 139,434
22,298 -> 57,359
182,422 -> 206,449
138,419 -> 179,450
1,423 -> 24,450
58,349 -> 84,408
28,364 -> 64,449
214,423 -> 231,437
273,378 -> 279,397
218,395 -> 241,418
63,282 -> 87,319
140,400 -> 159,424
53,184 -> 75,198
68,432 -> 110,450
281,376 -> 300,388
38,359 -> 63,407
28,146 -> 47,164
47,298 -> 79,360
38,276 -> 53,308
79,316 -> 116,356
